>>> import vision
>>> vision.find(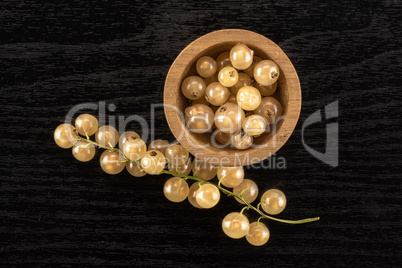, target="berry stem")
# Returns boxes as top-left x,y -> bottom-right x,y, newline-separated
75,132 -> 119,153
75,134 -> 320,225
256,216 -> 263,226
239,206 -> 249,215
162,170 -> 320,225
